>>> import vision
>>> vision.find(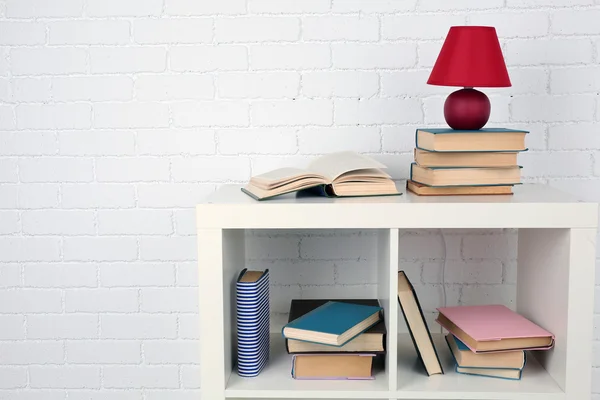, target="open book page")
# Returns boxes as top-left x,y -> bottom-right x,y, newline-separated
307,152 -> 387,182
249,167 -> 325,190
335,168 -> 391,183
